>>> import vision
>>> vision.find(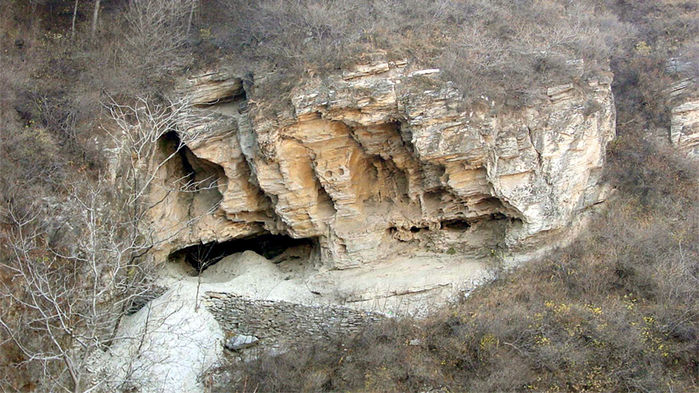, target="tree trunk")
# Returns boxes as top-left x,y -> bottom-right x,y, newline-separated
62,353 -> 80,393
186,0 -> 196,36
71,0 -> 79,39
91,0 -> 101,38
